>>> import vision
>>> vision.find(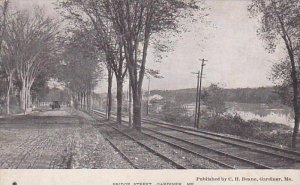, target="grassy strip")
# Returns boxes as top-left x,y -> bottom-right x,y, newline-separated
201,114 -> 294,148
154,112 -> 295,148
